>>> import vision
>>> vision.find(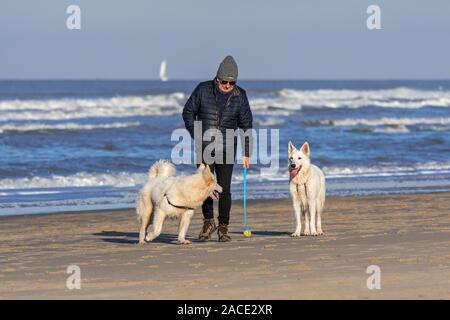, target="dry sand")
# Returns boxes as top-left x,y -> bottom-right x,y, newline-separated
1,192 -> 450,299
